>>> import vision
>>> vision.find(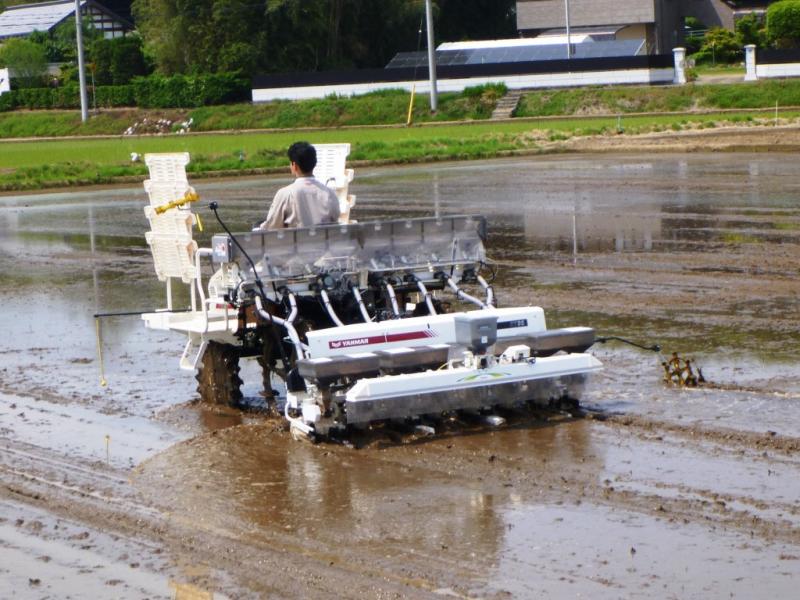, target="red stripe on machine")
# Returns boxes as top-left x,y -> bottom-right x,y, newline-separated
386,330 -> 434,343
328,330 -> 434,349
